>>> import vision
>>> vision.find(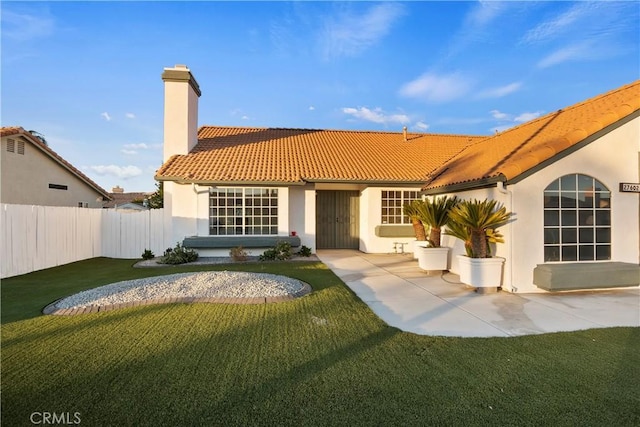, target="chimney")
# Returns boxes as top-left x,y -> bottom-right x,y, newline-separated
403,126 -> 408,142
161,64 -> 201,162
112,186 -> 124,193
